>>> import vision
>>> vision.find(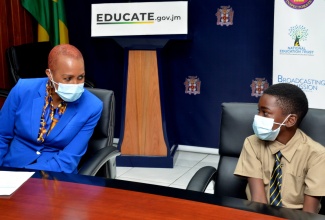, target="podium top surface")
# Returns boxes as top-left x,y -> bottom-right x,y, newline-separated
111,35 -> 188,49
